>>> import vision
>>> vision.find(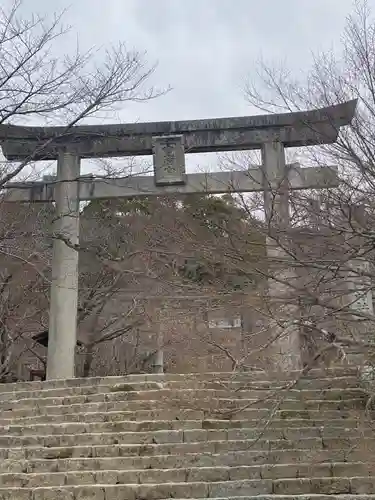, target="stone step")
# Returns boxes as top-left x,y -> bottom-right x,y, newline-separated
1,465 -> 375,489
0,391 -> 368,412
0,384 -> 368,406
4,435 -> 375,461
0,366 -> 360,393
1,425 -> 371,449
0,381 -> 363,402
0,366 -> 369,499
0,417 -> 374,436
136,497 -> 375,500
0,412 -> 367,431
0,408 -> 206,425
1,417 -> 372,438
0,401 -> 368,425
1,476 -> 374,498
0,378 -> 362,404
161,493 -> 375,500
0,419 -> 202,437
0,400 -> 367,421
157,497 -> 375,500
3,450 -> 372,474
